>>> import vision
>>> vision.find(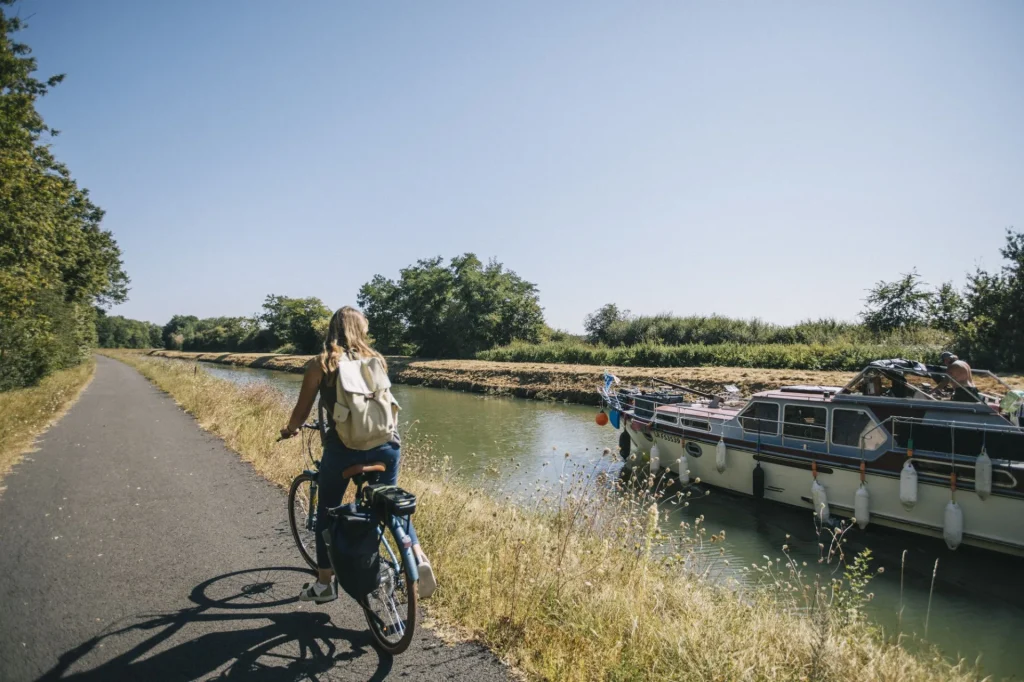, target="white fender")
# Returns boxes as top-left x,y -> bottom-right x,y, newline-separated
944,500 -> 964,550
649,443 -> 660,474
811,480 -> 830,522
854,484 -> 870,529
975,448 -> 992,500
677,456 -> 689,485
900,459 -> 918,510
715,438 -> 727,473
